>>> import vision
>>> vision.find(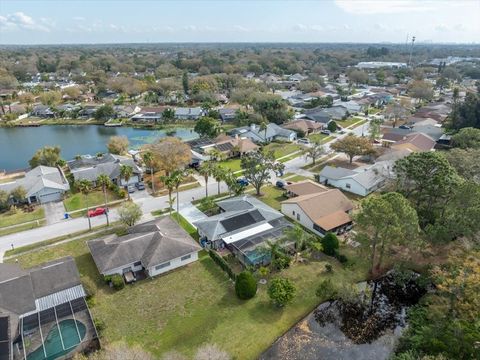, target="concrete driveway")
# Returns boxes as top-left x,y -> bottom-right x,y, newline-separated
43,201 -> 67,225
